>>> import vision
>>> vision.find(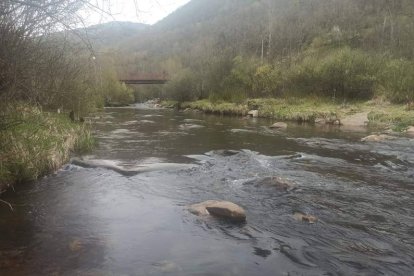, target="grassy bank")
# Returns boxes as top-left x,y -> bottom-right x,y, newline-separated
162,98 -> 414,131
0,105 -> 94,193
